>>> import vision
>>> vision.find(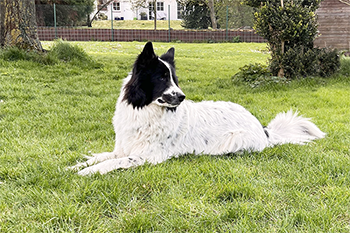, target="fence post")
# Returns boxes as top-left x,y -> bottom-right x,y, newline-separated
226,5 -> 228,41
111,3 -> 114,41
54,3 -> 57,39
168,5 -> 171,42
